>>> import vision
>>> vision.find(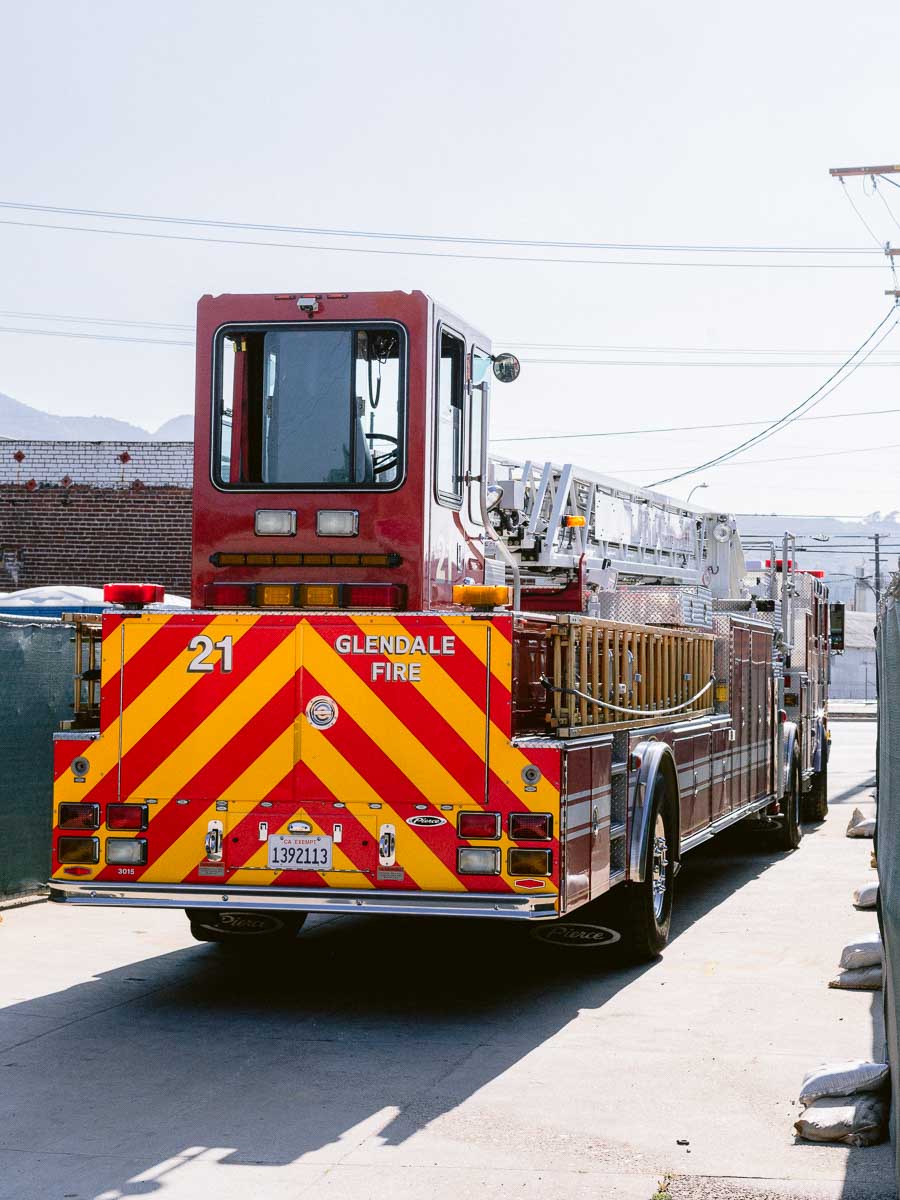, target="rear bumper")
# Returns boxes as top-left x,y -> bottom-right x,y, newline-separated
47,881 -> 560,920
